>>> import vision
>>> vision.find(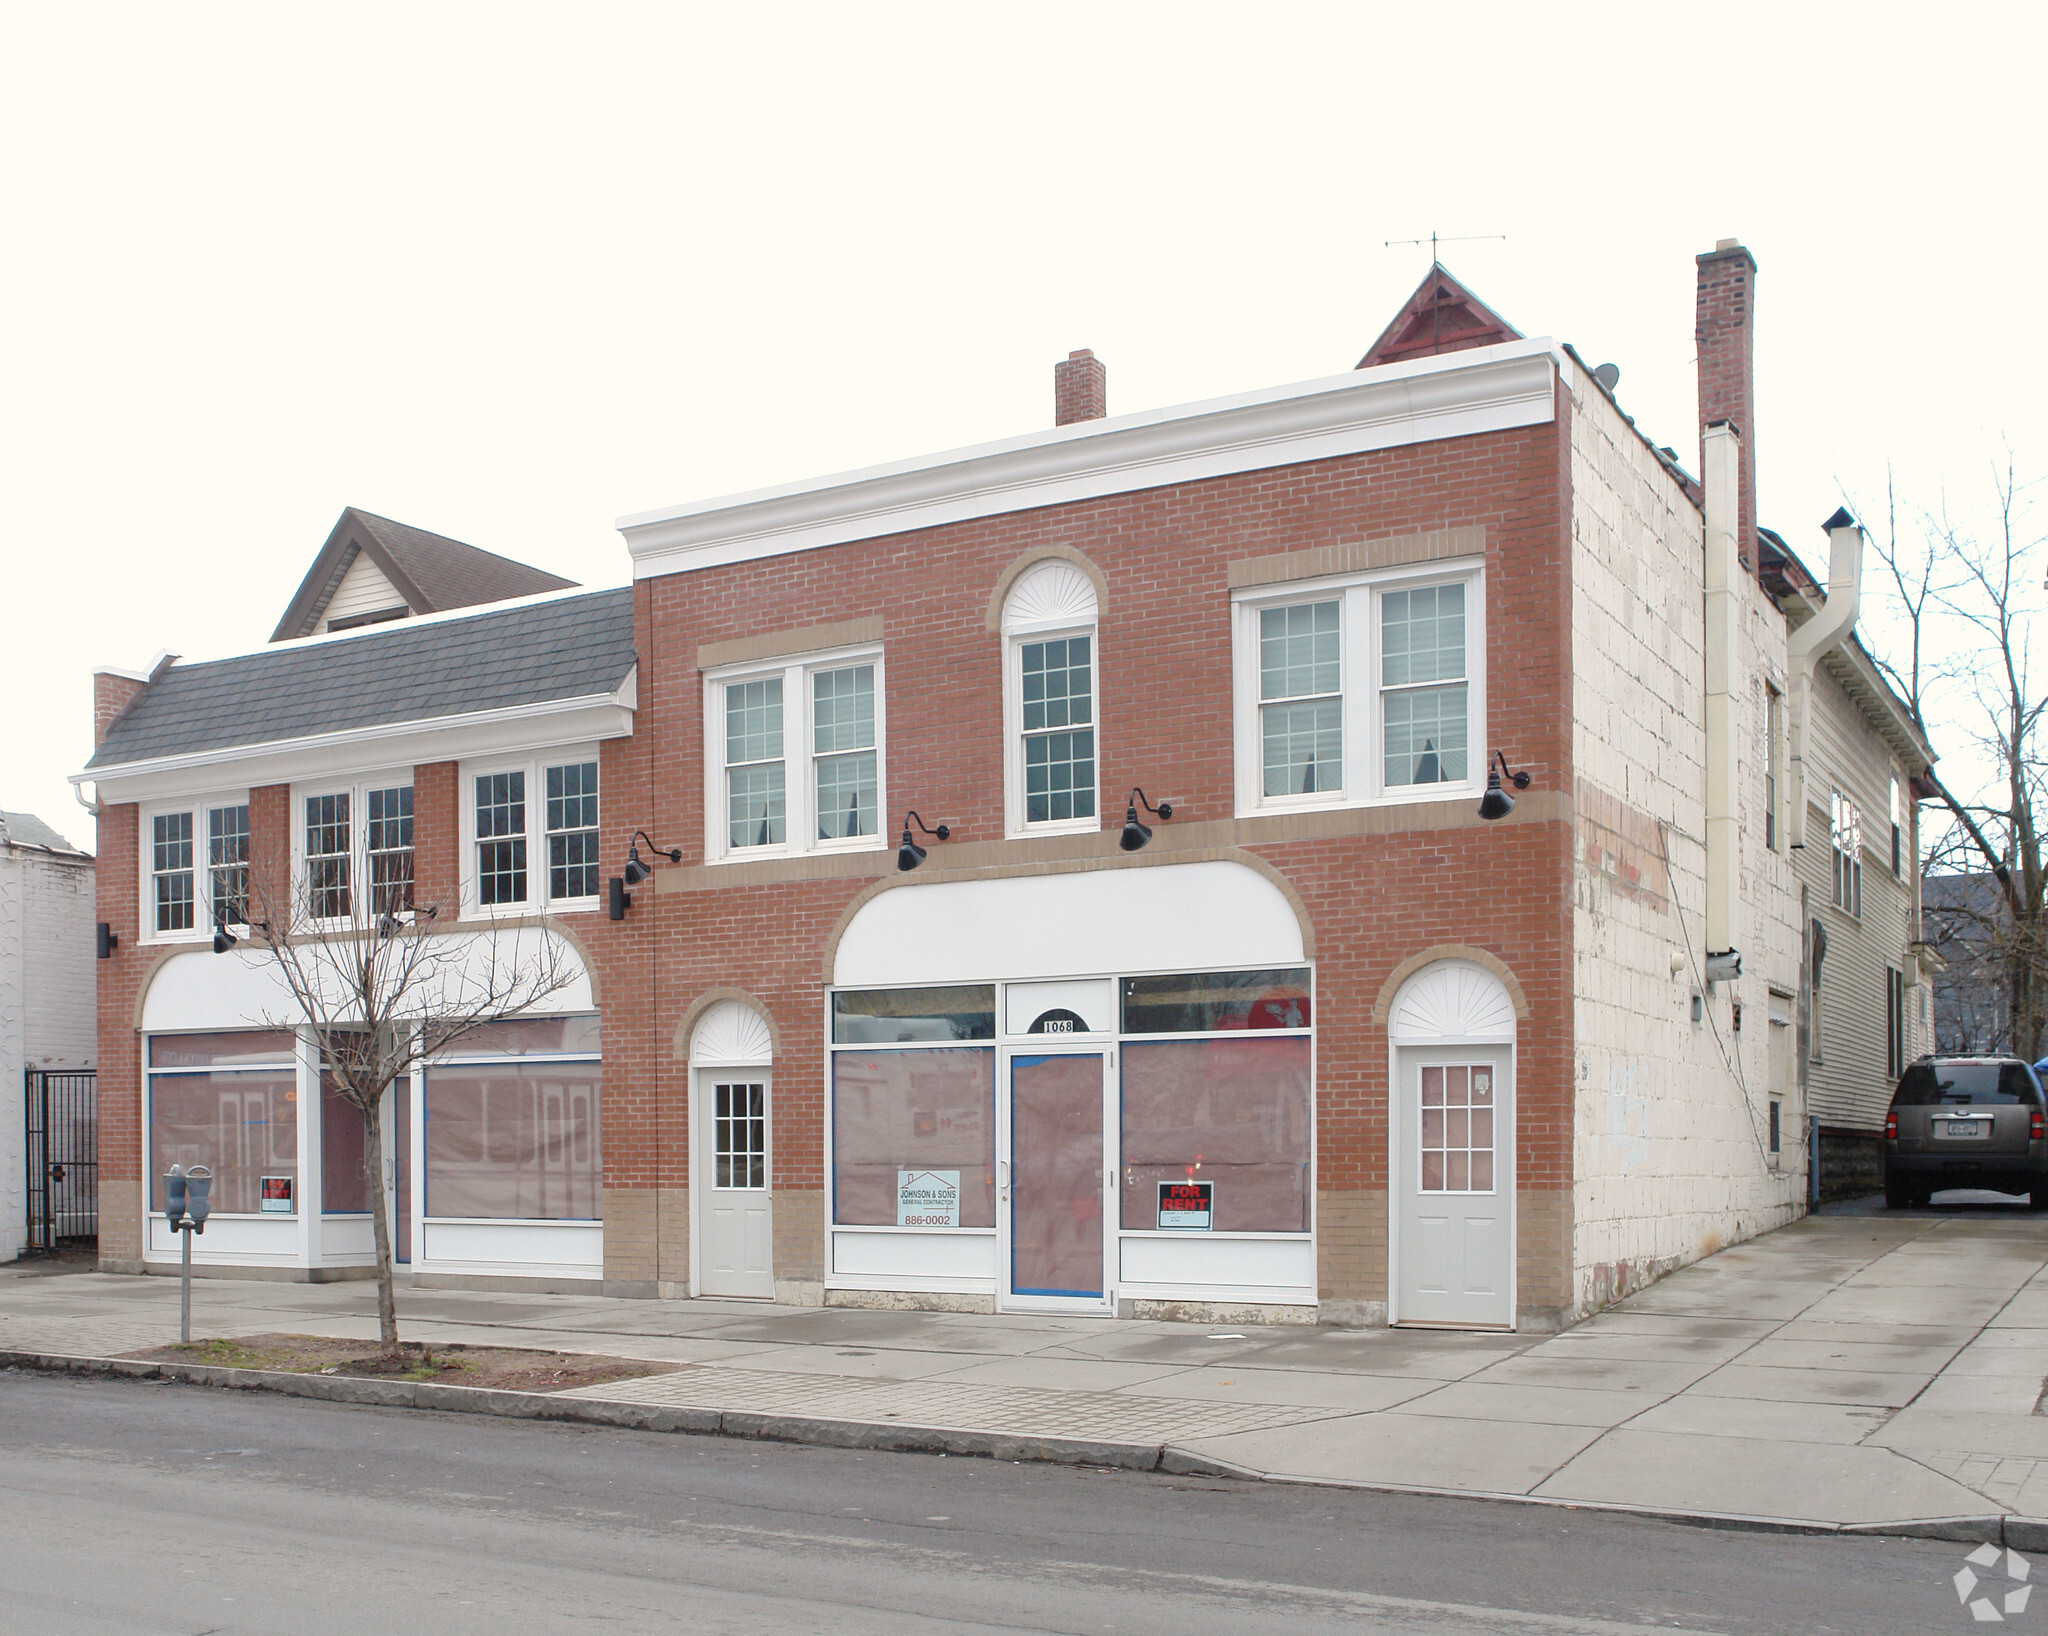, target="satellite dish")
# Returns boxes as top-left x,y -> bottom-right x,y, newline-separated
1592,362 -> 1621,392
